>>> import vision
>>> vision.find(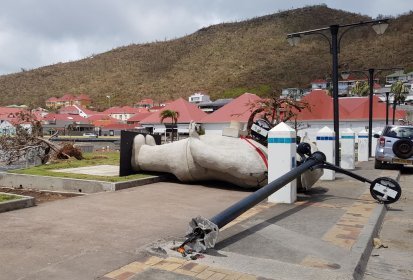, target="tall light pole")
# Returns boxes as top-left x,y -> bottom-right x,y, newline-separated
385,91 -> 390,125
341,67 -> 402,157
287,19 -> 389,166
106,95 -> 111,108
